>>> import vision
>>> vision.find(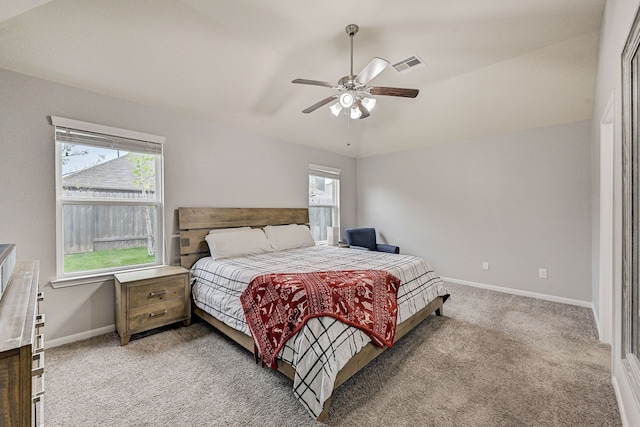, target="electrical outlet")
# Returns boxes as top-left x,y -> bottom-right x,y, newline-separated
539,268 -> 548,279
483,262 -> 489,271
